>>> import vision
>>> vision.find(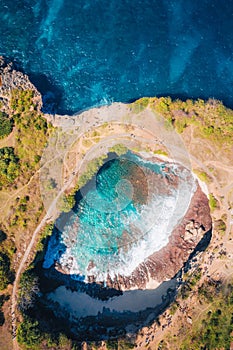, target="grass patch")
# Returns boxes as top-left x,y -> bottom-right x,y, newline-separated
131,97 -> 150,113
193,169 -> 212,184
209,193 -> 218,212
153,149 -> 168,156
